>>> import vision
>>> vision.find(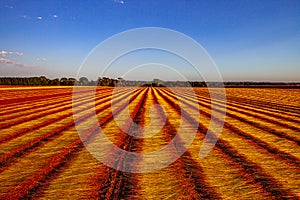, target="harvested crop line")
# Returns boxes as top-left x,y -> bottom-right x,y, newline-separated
3,88 -> 144,199
0,87 -> 299,199
0,89 -> 123,144
156,88 -> 299,198
168,88 -> 300,146
0,87 -> 113,114
194,89 -> 300,118
226,91 -> 299,114
97,88 -> 148,199
152,88 -> 221,199
178,88 -> 300,126
0,88 -> 139,168
161,88 -> 300,167
0,88 -> 121,130
0,88 -> 113,121
0,90 -> 75,107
